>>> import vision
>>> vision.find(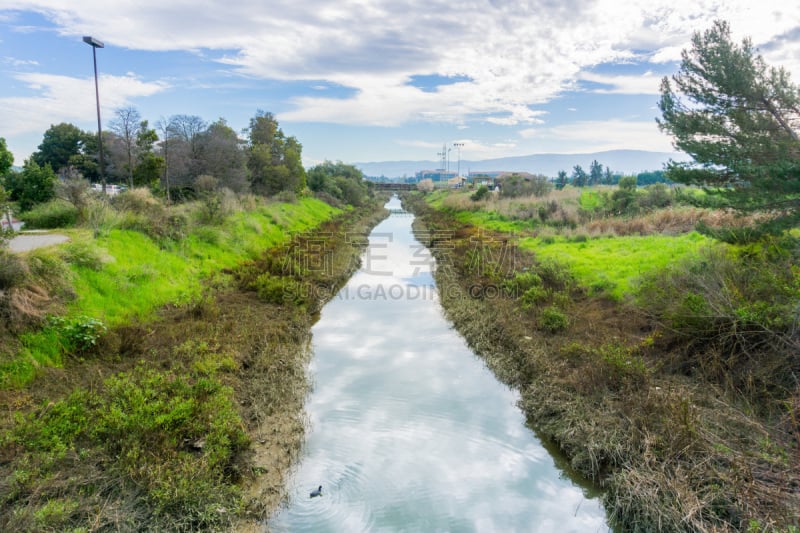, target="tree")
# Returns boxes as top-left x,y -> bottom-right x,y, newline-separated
0,140 -> 10,228
132,120 -> 163,187
195,119 -> 249,193
155,117 -> 174,202
151,115 -> 201,194
571,165 -> 588,187
108,106 -> 142,188
4,159 -> 57,211
0,137 -> 13,177
658,20 -> 800,237
247,111 -> 305,196
589,159 -> 603,186
610,176 -> 638,215
555,170 -> 568,189
32,123 -> 86,173
307,160 -> 367,205
603,166 -> 614,185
